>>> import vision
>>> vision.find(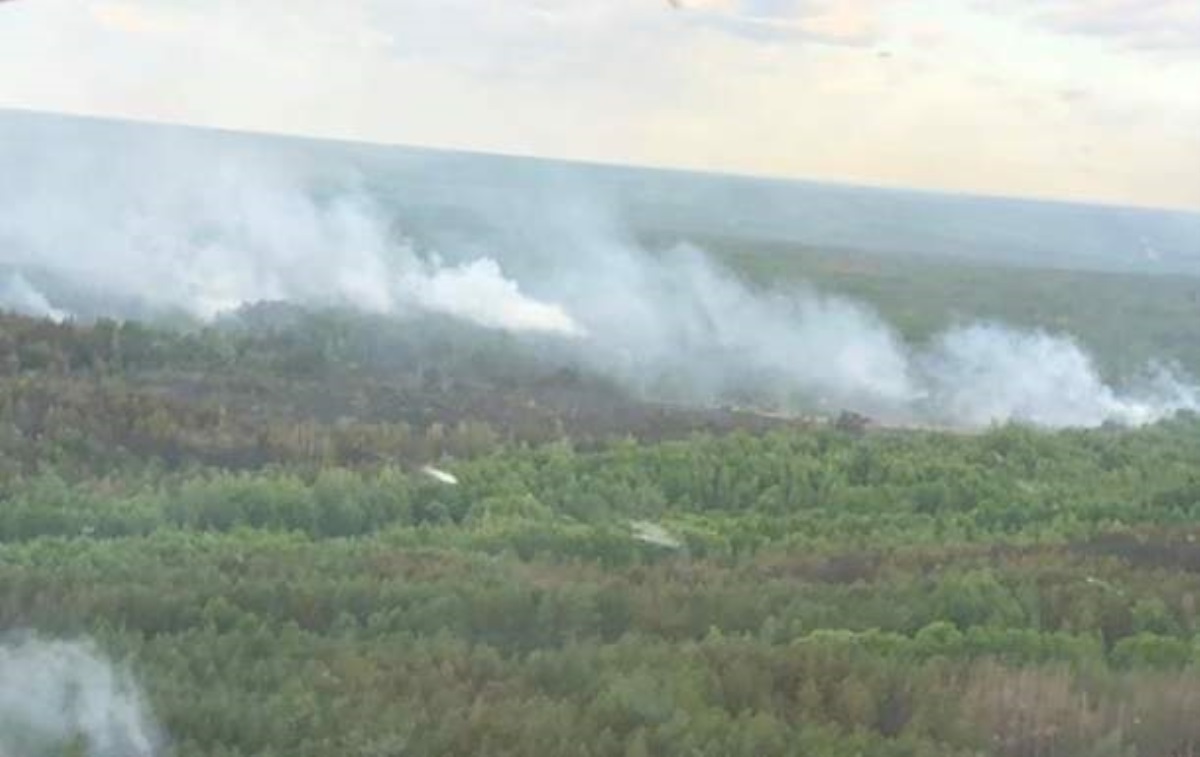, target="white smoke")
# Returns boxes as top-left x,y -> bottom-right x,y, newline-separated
1,114 -> 1196,430
917,325 -> 1200,428
536,237 -> 919,413
0,121 -> 580,336
0,273 -> 67,322
490,196 -> 1200,429
0,637 -> 161,757
406,257 -> 584,337
614,252 -> 1200,429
